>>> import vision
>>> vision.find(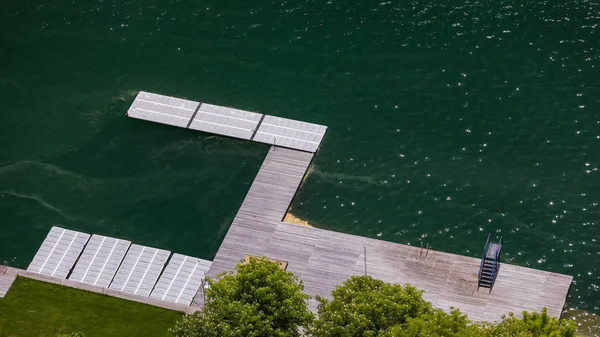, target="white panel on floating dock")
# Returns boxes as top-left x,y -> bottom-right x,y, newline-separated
108,244 -> 171,297
69,235 -> 131,287
189,103 -> 263,140
253,115 -> 327,153
127,91 -> 200,128
127,91 -> 328,152
149,253 -> 211,306
27,226 -> 90,278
